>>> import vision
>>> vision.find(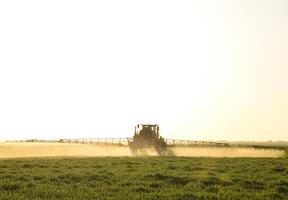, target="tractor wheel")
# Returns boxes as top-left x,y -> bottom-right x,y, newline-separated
128,142 -> 138,155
